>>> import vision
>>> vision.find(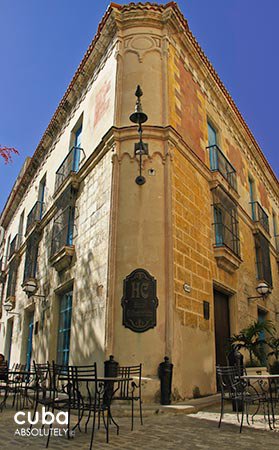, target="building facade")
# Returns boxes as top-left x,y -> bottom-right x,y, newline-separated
0,2 -> 279,400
